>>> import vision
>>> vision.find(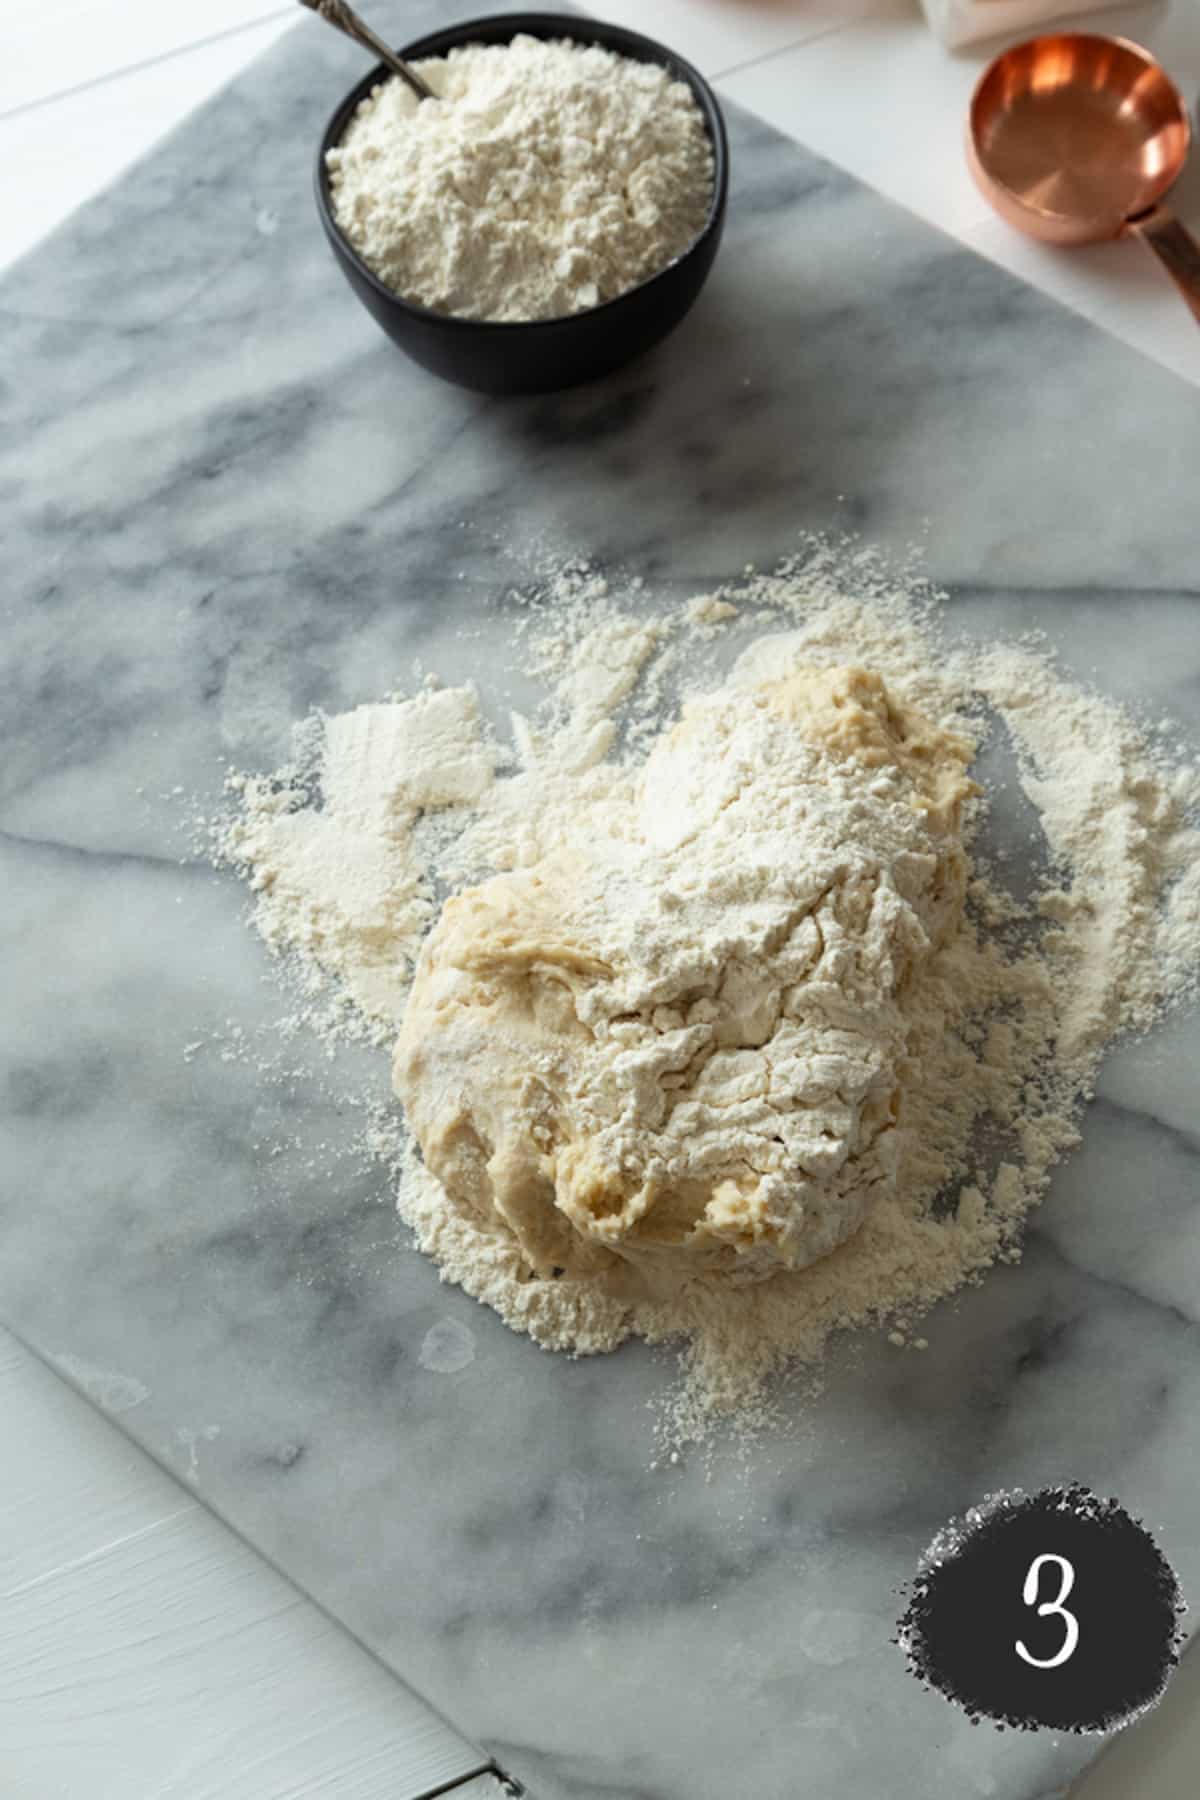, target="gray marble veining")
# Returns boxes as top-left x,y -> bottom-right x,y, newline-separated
3,6 -> 1200,1797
